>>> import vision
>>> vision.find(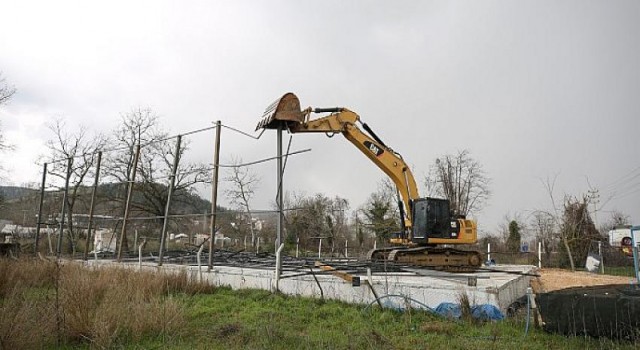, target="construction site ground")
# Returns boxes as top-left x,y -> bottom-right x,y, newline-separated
532,268 -> 634,293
